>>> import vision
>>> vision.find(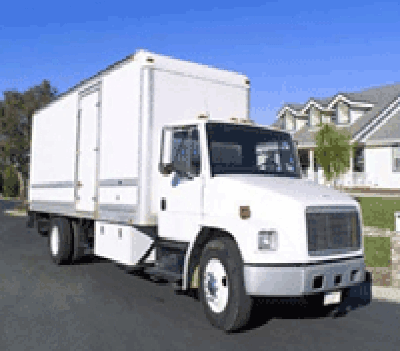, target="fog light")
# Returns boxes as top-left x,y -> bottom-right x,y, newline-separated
258,230 -> 278,250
